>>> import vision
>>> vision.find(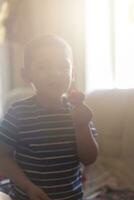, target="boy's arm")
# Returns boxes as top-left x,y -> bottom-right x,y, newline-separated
72,104 -> 98,166
0,142 -> 51,200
